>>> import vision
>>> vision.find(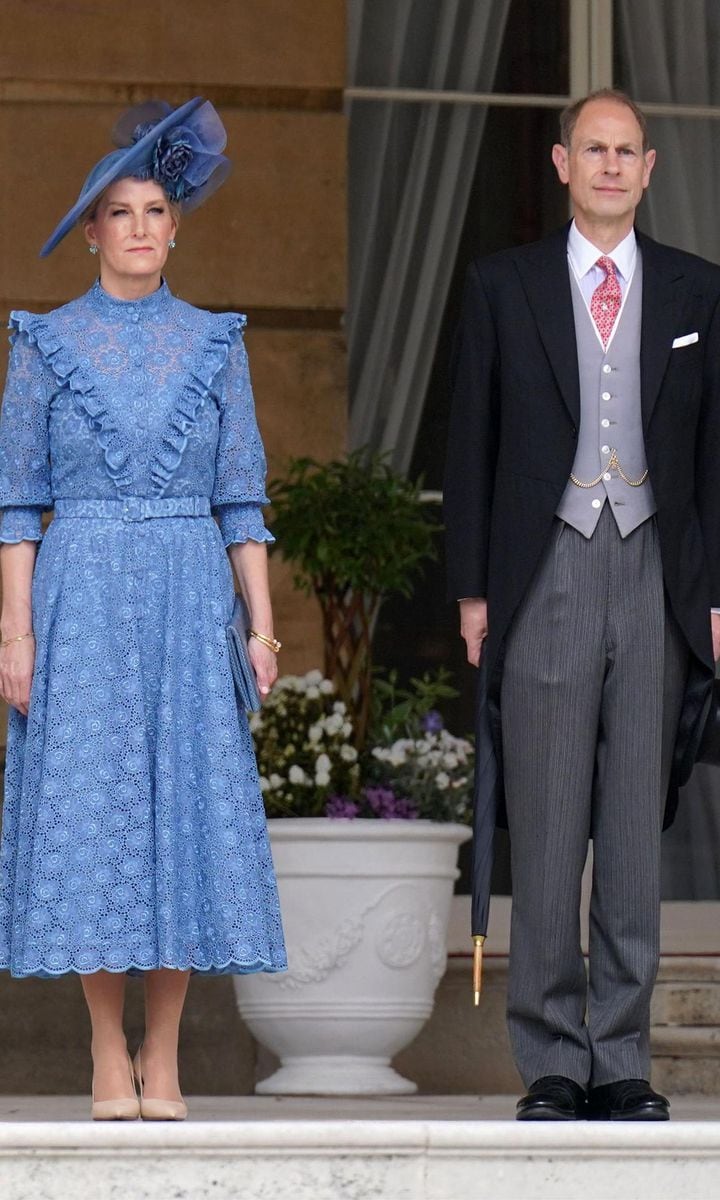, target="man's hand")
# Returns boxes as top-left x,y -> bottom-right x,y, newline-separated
712,611 -> 720,662
459,597 -> 488,667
